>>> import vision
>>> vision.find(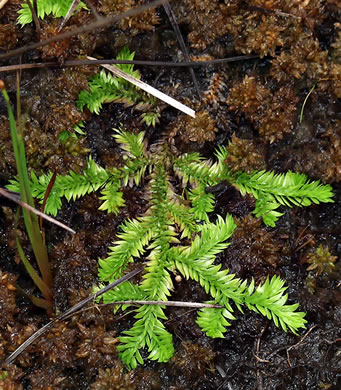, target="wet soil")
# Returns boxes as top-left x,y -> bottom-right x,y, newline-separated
0,1 -> 340,389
